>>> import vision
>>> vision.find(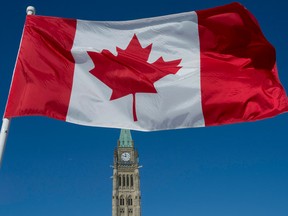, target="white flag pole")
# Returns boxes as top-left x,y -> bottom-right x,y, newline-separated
0,6 -> 36,166
0,118 -> 11,166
